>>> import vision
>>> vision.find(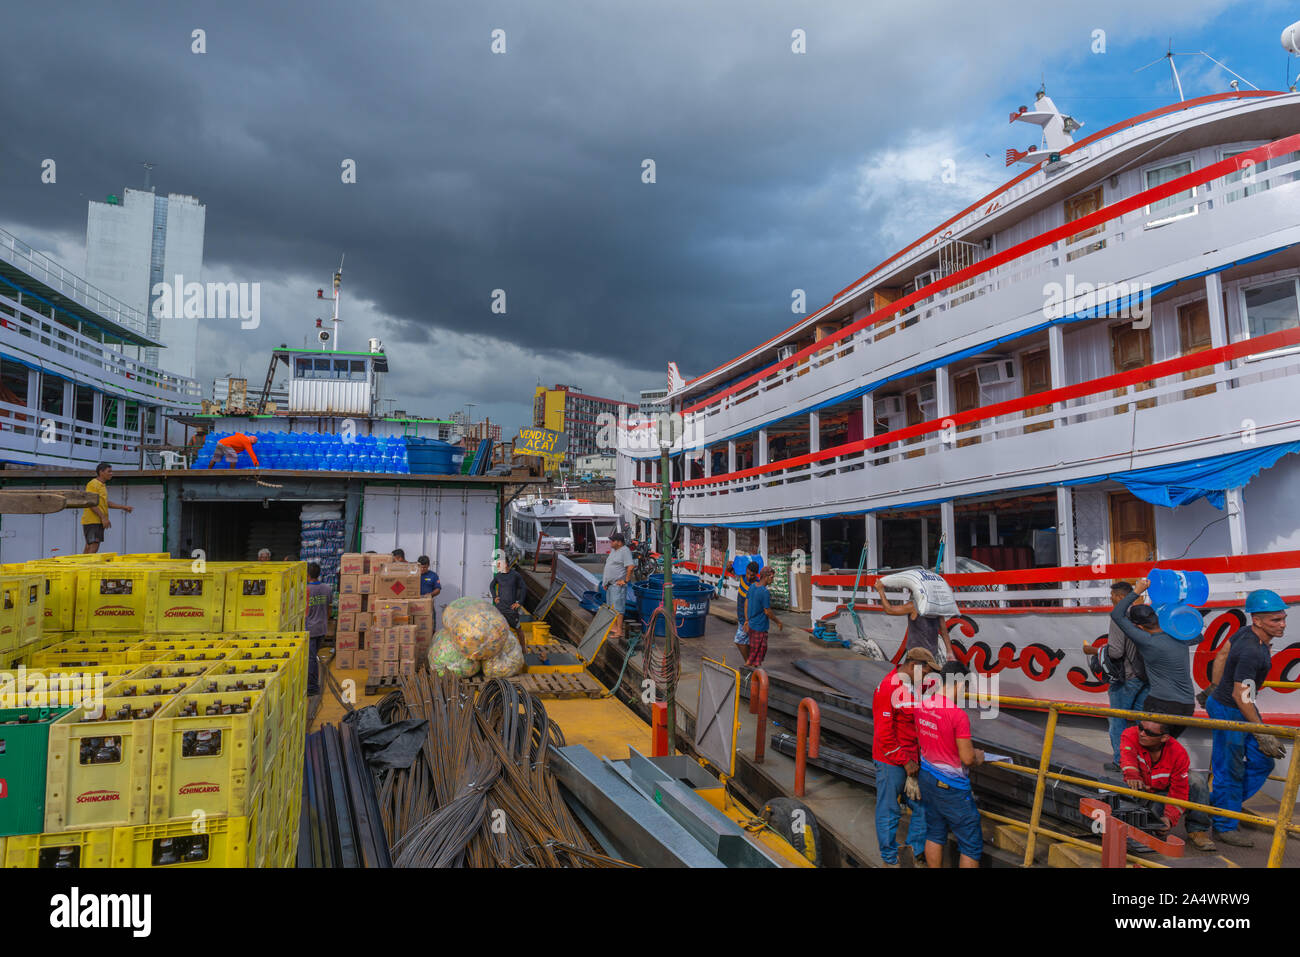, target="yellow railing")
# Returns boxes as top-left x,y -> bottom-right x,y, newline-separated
970,694 -> 1300,868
